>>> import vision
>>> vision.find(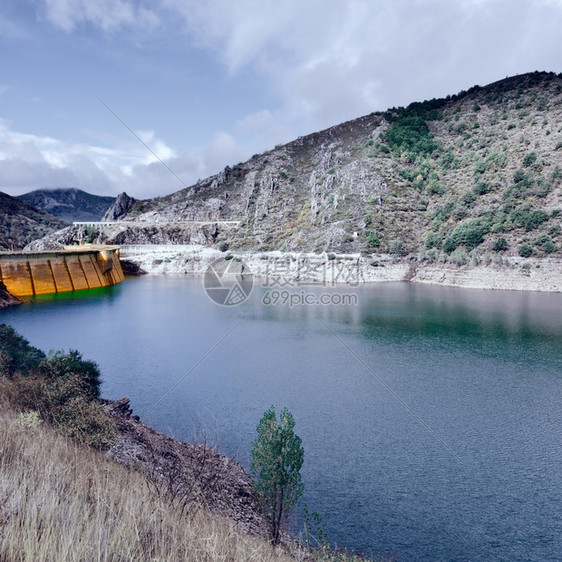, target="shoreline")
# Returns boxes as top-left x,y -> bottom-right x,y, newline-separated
119,245 -> 562,293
